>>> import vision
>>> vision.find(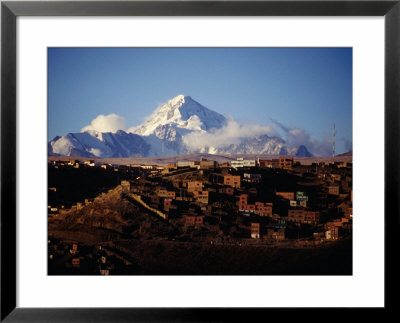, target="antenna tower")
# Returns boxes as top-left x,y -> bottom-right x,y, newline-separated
332,123 -> 336,164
